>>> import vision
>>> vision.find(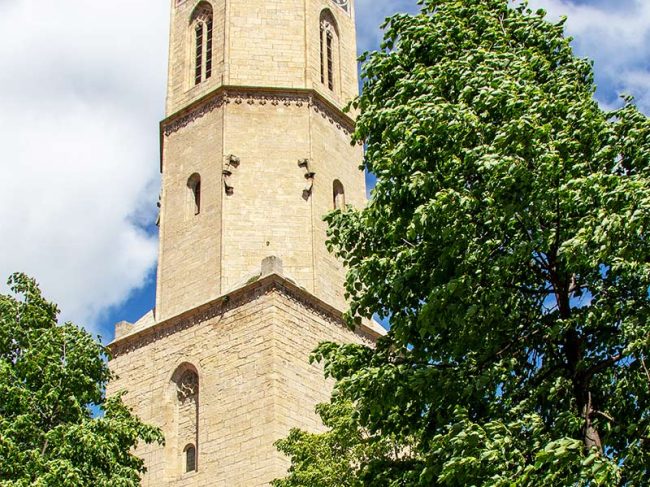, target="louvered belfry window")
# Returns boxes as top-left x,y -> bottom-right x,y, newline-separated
191,2 -> 214,85
195,25 -> 203,85
319,11 -> 338,93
